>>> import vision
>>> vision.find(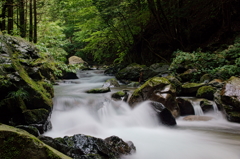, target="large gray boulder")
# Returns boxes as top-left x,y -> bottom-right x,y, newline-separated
218,76 -> 240,122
